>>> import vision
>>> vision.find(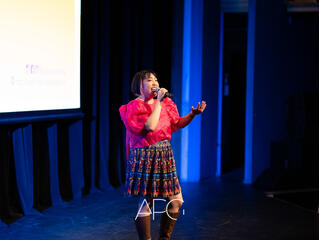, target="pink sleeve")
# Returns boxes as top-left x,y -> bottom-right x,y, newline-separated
164,98 -> 181,133
120,101 -> 150,135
